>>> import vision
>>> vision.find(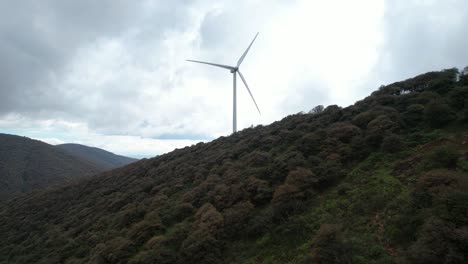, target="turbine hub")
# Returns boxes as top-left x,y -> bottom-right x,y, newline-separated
230,67 -> 238,73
